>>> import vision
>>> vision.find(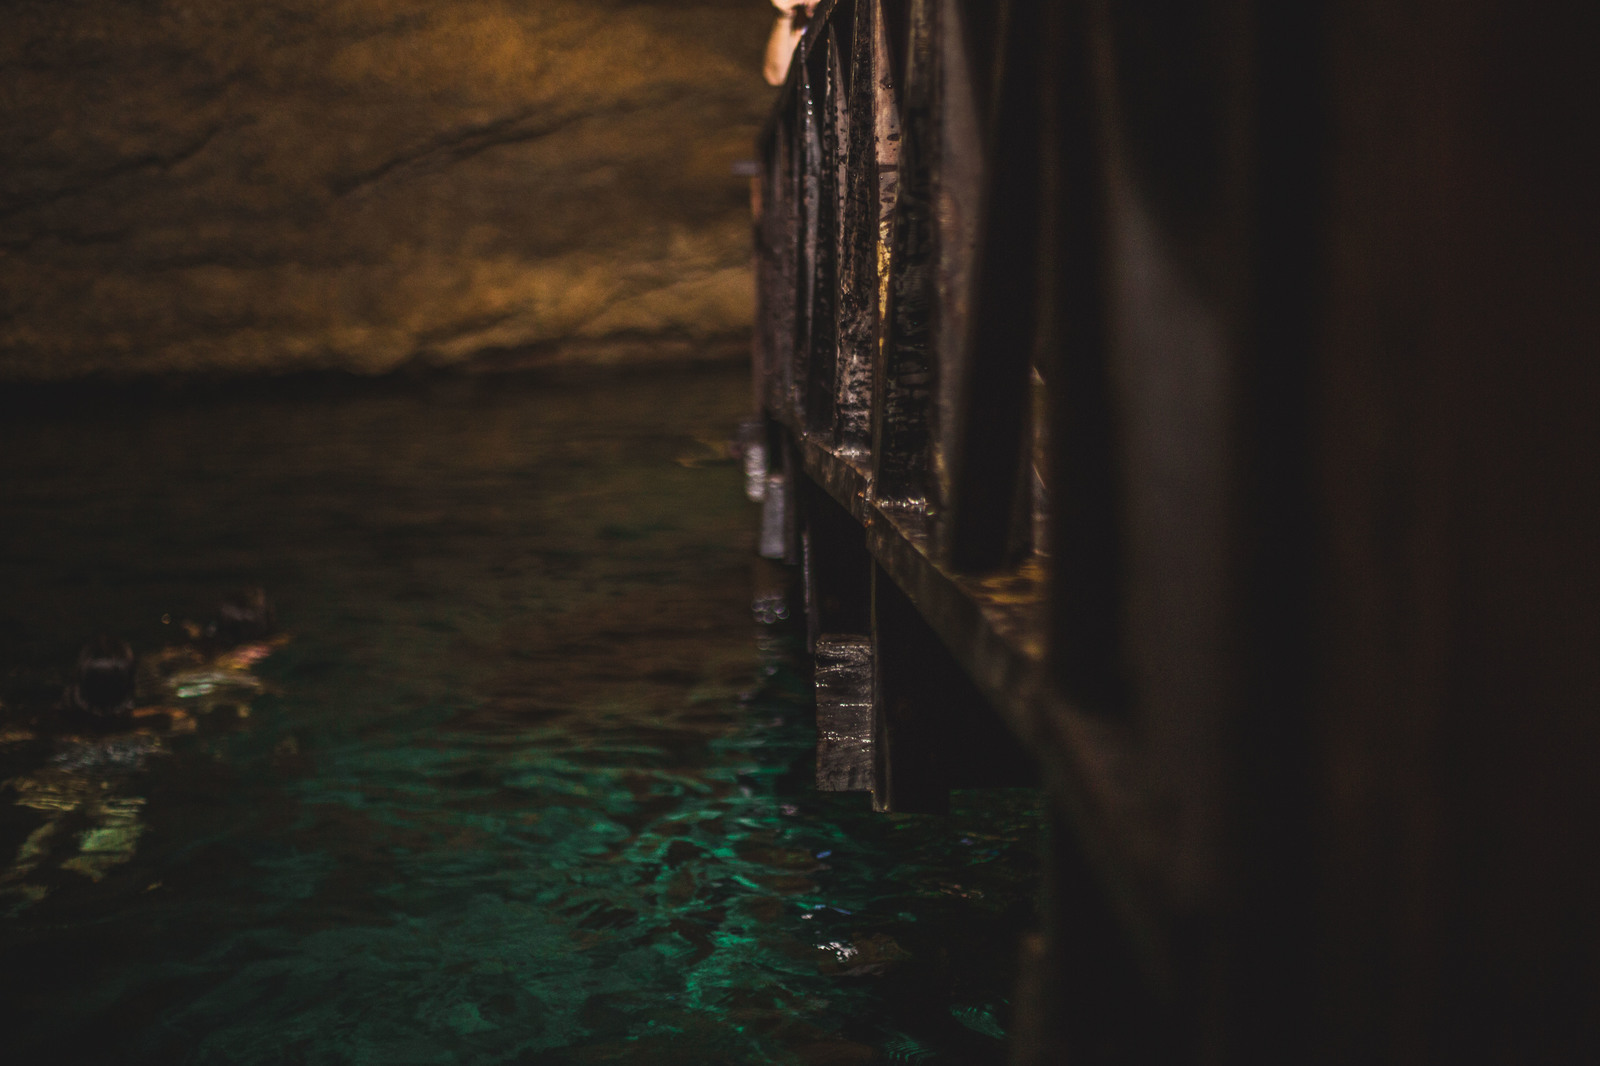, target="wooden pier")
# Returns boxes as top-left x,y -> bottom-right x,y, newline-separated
750,1 -> 1599,1062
